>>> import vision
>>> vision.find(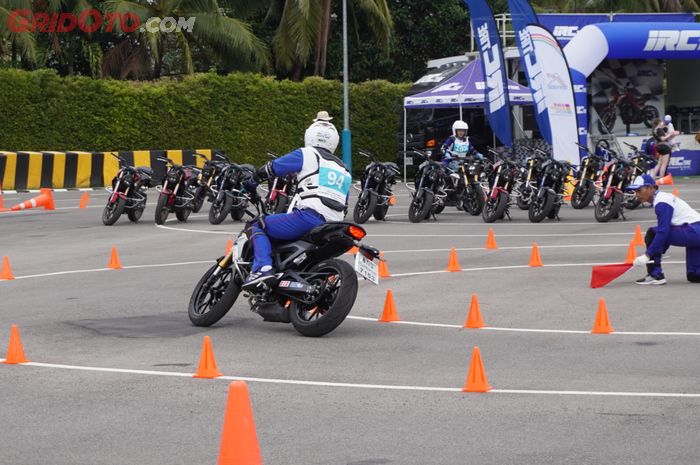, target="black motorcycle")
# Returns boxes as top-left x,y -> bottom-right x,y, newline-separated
482,152 -> 519,223
103,154 -> 154,225
515,149 -> 547,211
594,151 -> 632,223
571,144 -> 605,210
154,157 -> 200,225
443,154 -> 487,216
408,150 -> 447,223
188,197 -> 382,337
190,151 -> 230,213
528,157 -> 572,223
264,152 -> 297,215
622,142 -> 656,211
208,161 -> 256,224
353,150 -> 400,224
